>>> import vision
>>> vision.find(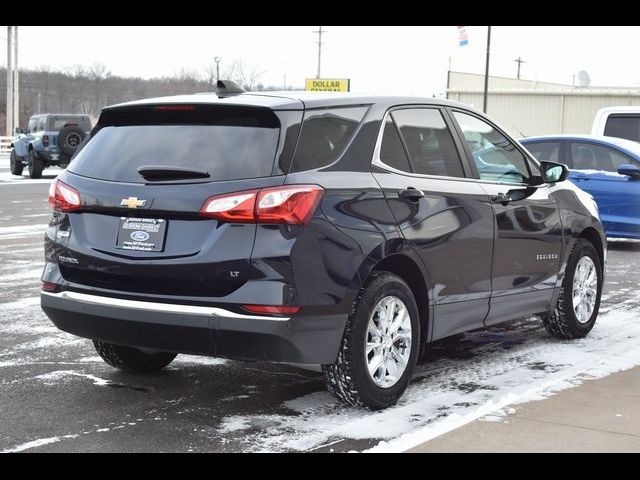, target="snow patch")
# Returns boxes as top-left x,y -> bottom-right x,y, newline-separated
0,224 -> 48,236
35,370 -> 111,386
218,417 -> 252,433
0,269 -> 42,282
173,355 -> 228,366
212,308 -> 640,452
0,297 -> 40,310
2,434 -> 78,453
